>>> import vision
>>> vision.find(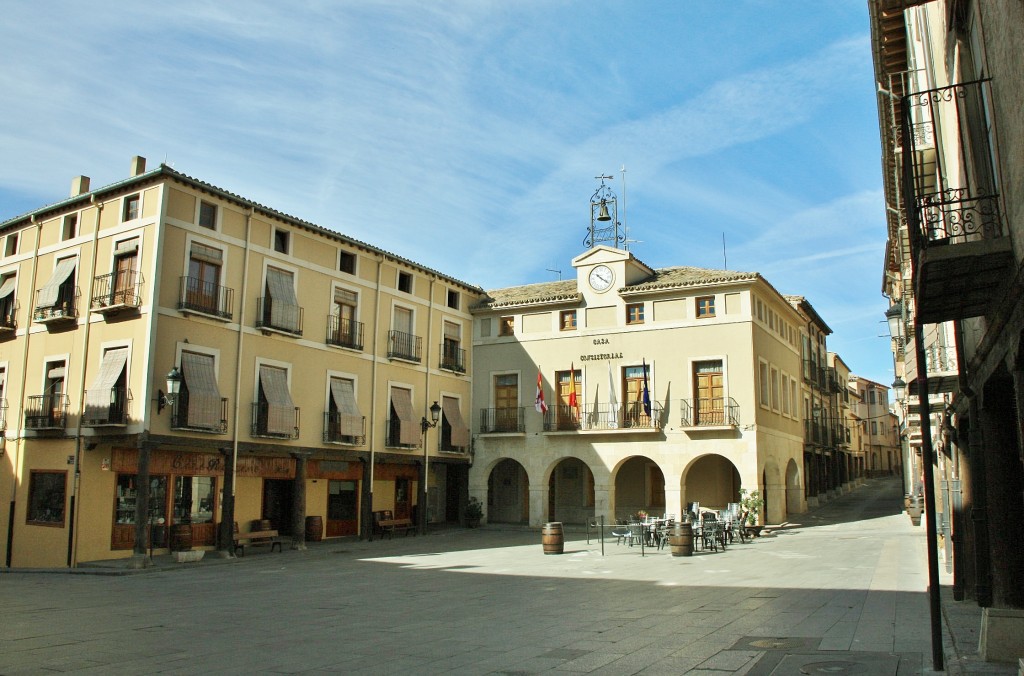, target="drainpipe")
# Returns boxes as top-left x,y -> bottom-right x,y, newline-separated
222,206 -> 253,554
5,214 -> 43,568
66,195 -> 103,567
420,276 -> 435,535
365,253 -> 384,539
